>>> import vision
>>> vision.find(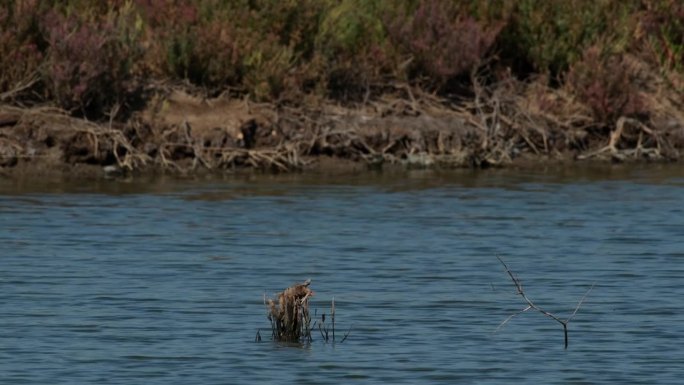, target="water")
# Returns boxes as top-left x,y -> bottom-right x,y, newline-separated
1,165 -> 684,384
